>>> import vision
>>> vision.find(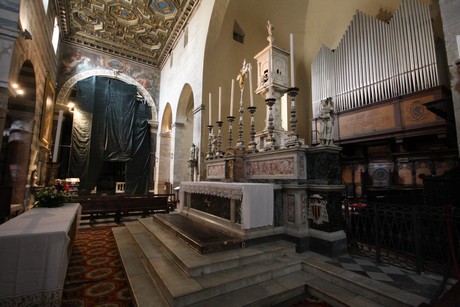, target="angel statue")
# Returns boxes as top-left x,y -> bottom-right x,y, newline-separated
267,20 -> 275,44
